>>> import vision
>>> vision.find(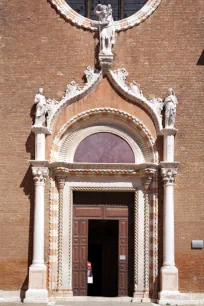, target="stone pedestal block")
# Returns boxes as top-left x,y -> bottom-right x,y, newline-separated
24,264 -> 48,303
